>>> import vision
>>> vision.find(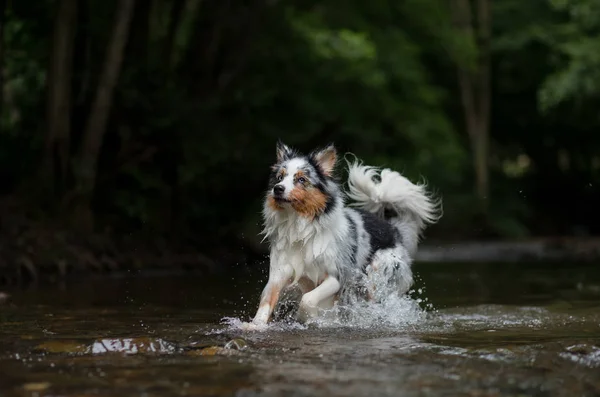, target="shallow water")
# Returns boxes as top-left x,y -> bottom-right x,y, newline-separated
1,262 -> 600,397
